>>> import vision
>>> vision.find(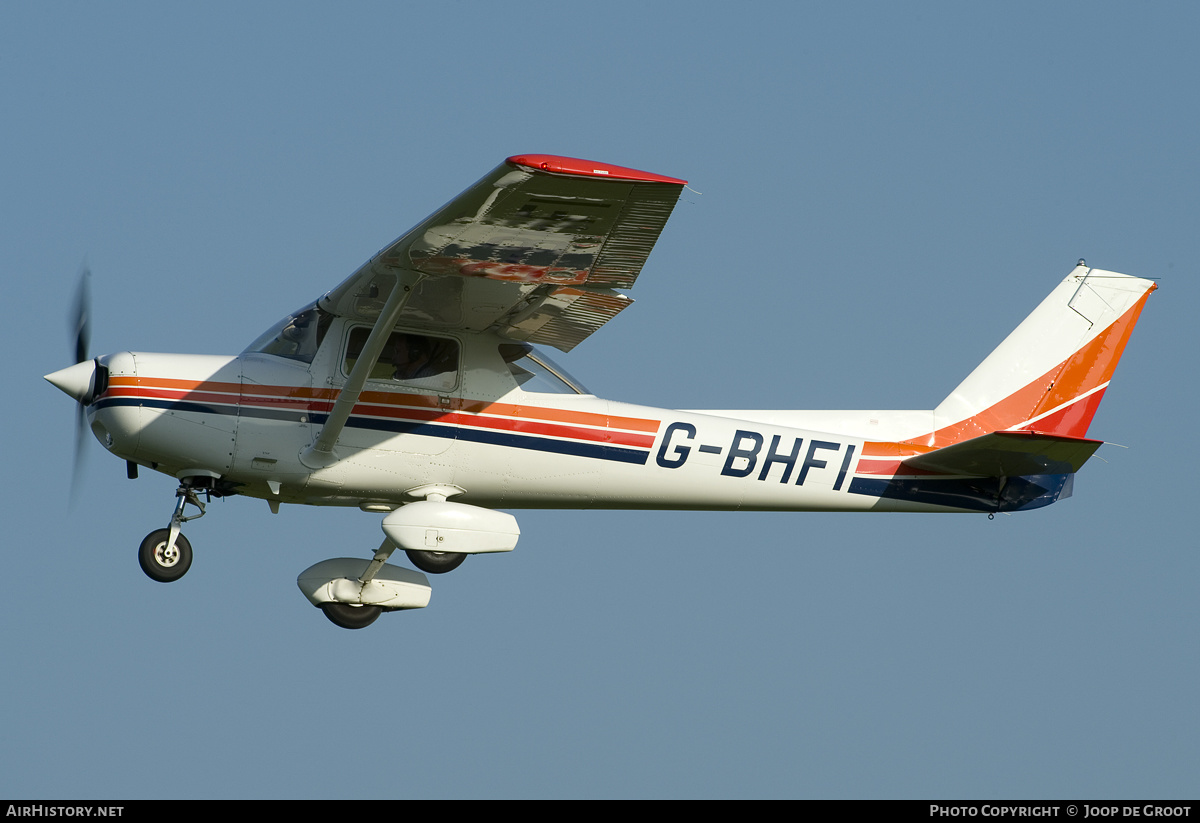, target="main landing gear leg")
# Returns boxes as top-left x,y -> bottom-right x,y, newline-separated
138,480 -> 208,583
318,539 -> 394,629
